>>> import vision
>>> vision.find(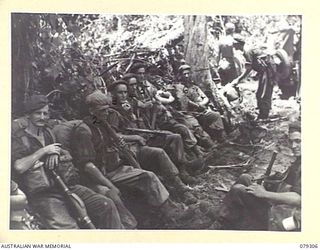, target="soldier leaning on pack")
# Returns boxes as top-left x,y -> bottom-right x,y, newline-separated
52,120 -> 137,229
11,95 -> 122,229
